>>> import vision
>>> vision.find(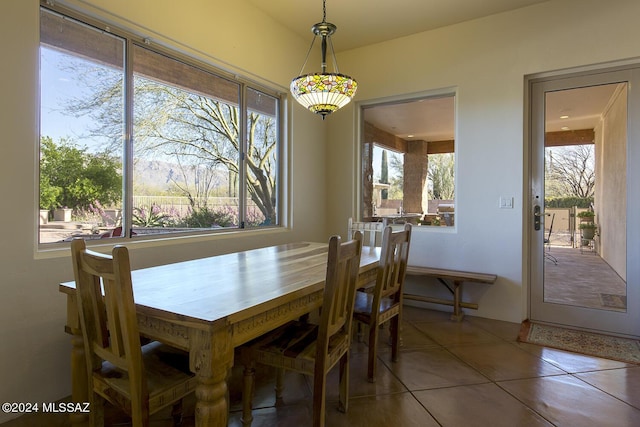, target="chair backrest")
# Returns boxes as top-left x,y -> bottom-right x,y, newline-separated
374,224 -> 412,303
316,232 -> 363,363
70,238 -> 148,403
348,217 -> 384,248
